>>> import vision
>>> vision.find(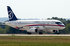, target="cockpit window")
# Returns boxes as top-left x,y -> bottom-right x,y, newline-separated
55,22 -> 62,25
